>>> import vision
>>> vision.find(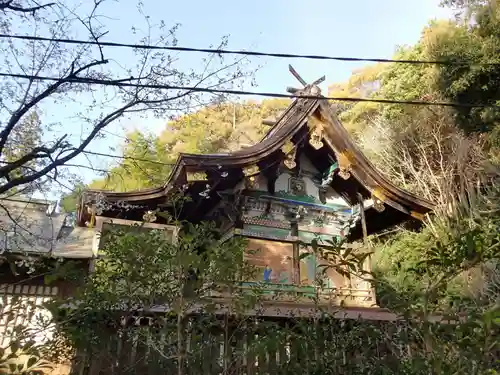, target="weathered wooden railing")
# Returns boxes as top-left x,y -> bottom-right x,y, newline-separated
205,281 -> 375,307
